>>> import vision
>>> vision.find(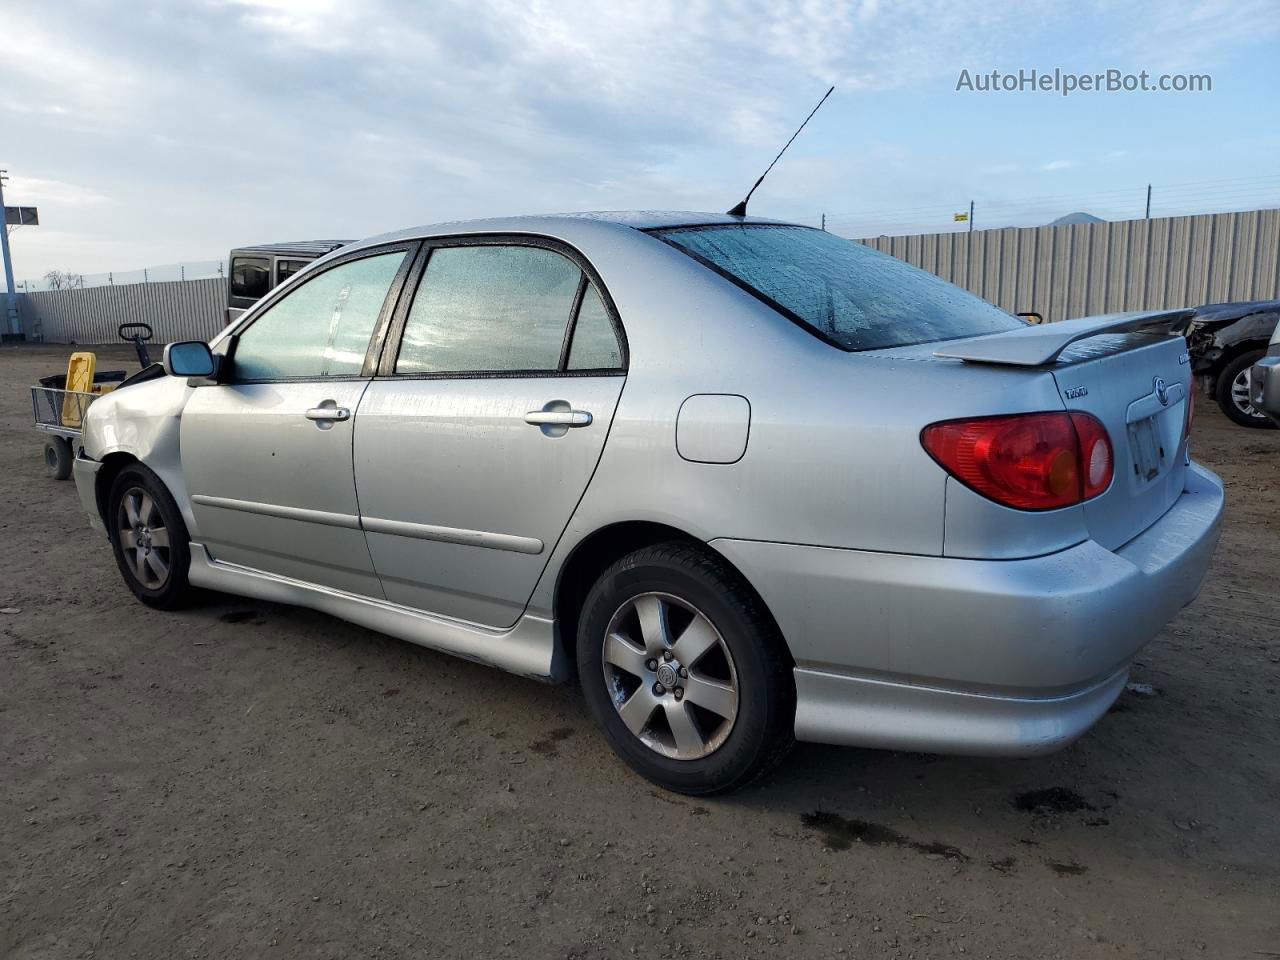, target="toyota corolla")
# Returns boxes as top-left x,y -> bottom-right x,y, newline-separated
72,212 -> 1224,794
